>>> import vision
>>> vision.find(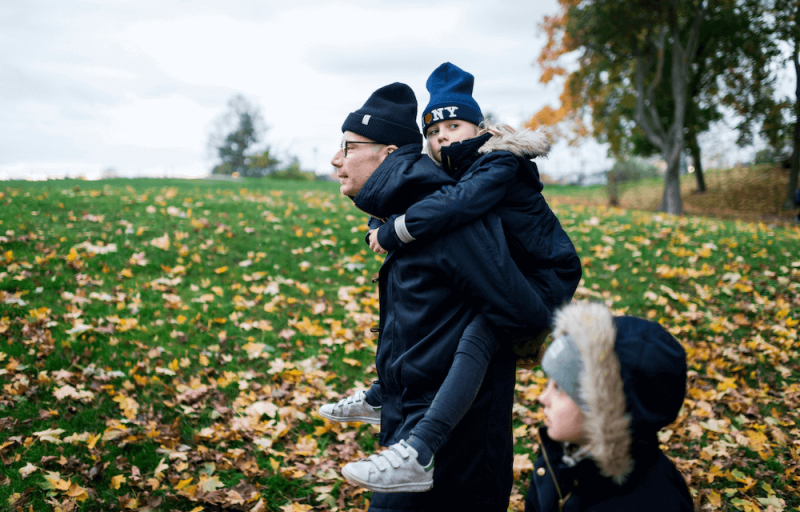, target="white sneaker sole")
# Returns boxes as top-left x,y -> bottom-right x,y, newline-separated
341,465 -> 433,493
319,409 -> 381,424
